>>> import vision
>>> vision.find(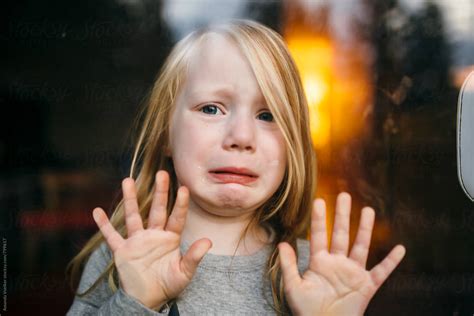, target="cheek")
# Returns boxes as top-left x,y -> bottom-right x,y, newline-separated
170,119 -> 217,177
262,134 -> 287,180
170,115 -> 199,155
